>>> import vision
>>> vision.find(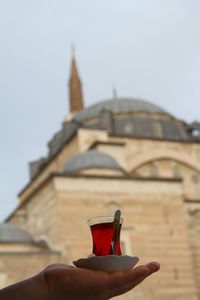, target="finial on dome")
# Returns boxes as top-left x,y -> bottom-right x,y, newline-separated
71,44 -> 75,57
112,86 -> 118,99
